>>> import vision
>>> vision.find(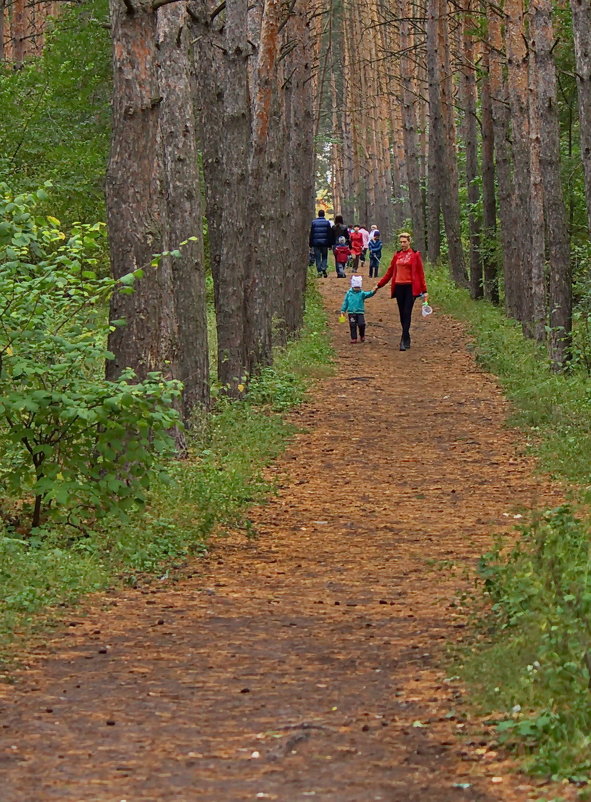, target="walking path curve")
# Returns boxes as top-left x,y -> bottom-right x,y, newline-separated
0,276 -> 569,801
